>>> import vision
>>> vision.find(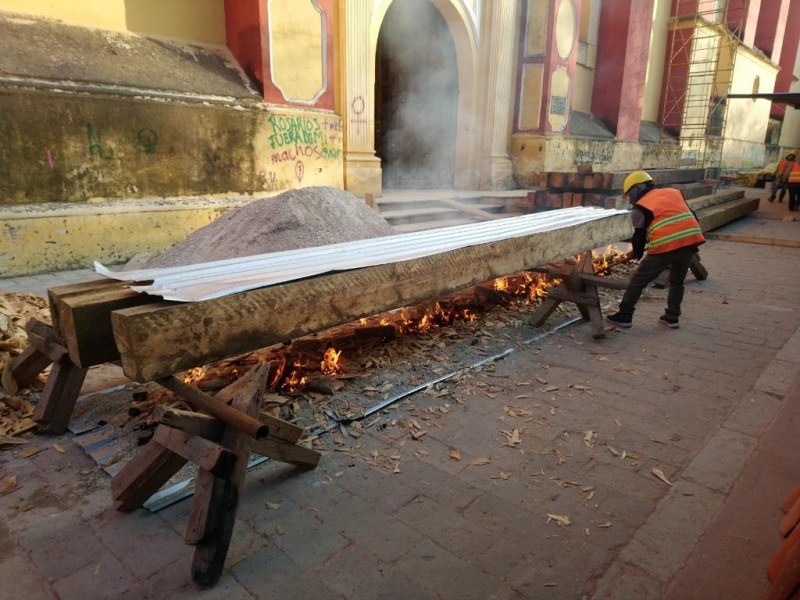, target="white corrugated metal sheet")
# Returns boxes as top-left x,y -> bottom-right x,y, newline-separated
95,206 -> 628,302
